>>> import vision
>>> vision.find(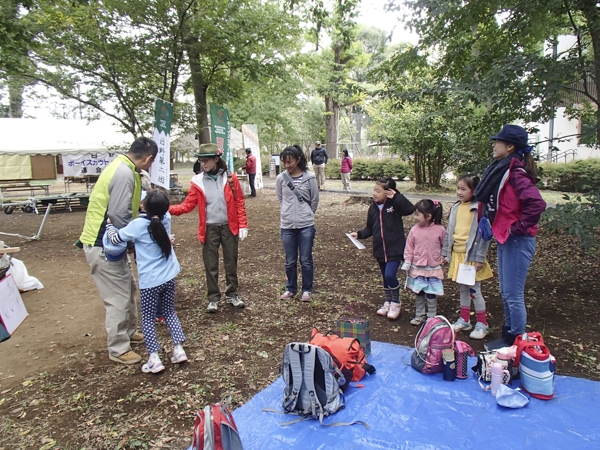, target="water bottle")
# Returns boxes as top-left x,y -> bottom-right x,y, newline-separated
490,362 -> 503,396
496,349 -> 512,383
442,349 -> 456,381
